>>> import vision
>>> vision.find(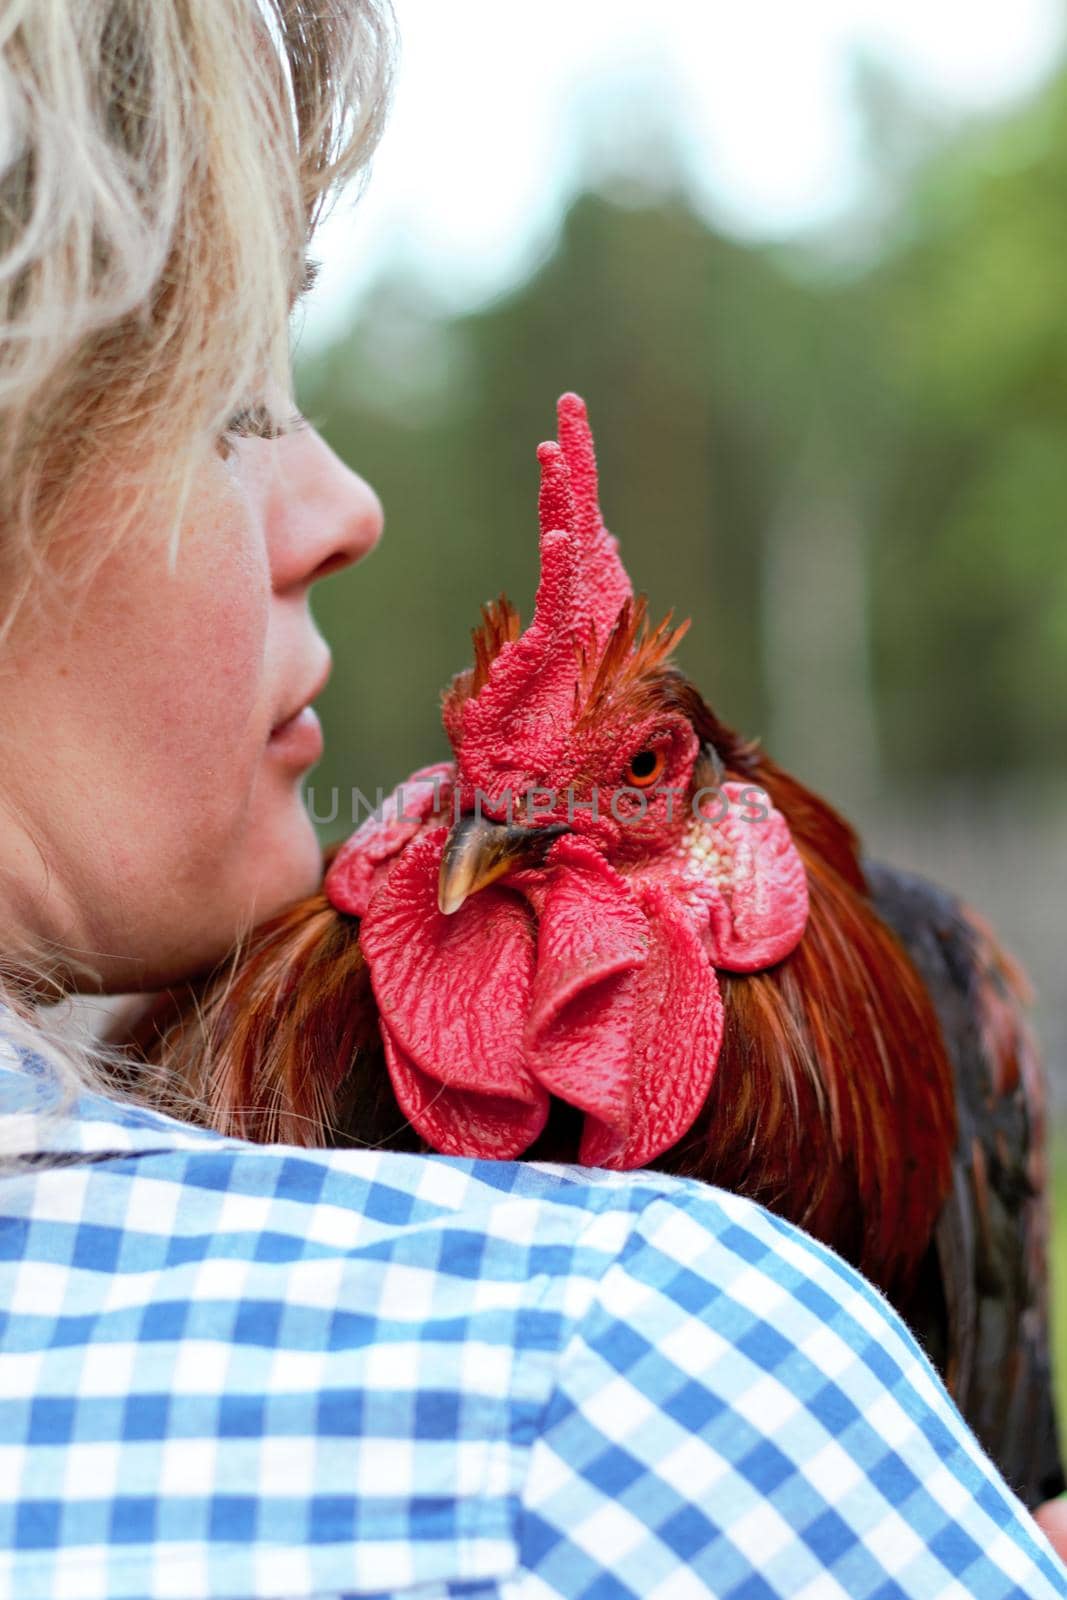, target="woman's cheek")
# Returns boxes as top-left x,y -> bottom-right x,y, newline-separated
155,482 -> 272,768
